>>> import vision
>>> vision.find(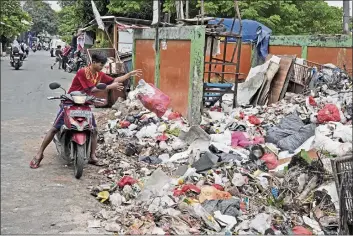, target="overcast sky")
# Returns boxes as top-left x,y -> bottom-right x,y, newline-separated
46,1 -> 352,16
